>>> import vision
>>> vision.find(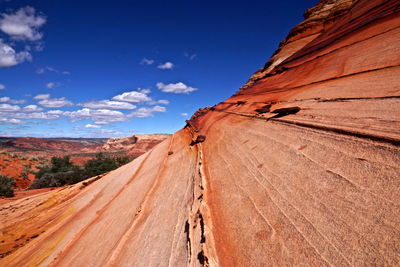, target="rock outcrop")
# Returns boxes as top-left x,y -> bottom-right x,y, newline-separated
1,0 -> 399,266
